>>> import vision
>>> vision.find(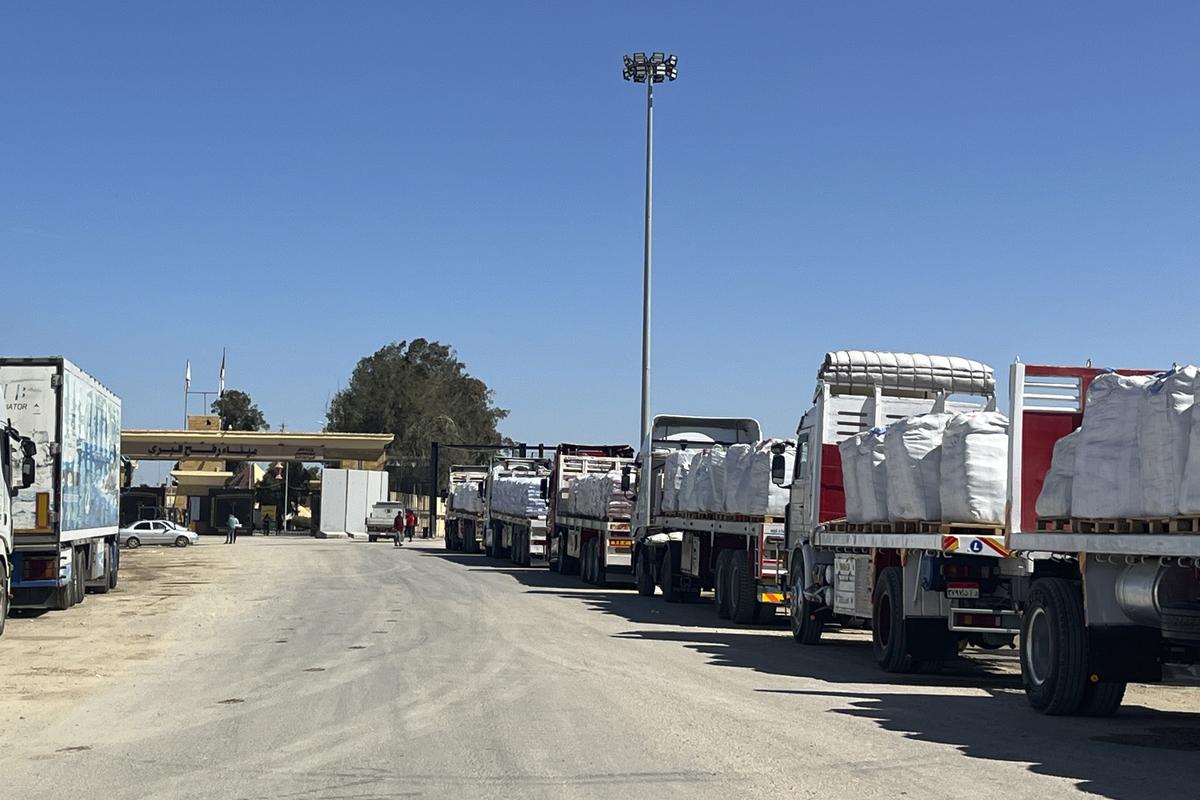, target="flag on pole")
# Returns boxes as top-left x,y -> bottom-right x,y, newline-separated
218,348 -> 226,396
185,360 -> 191,390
